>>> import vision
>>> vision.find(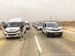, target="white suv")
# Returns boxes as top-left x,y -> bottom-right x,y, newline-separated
42,22 -> 63,37
4,18 -> 26,38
